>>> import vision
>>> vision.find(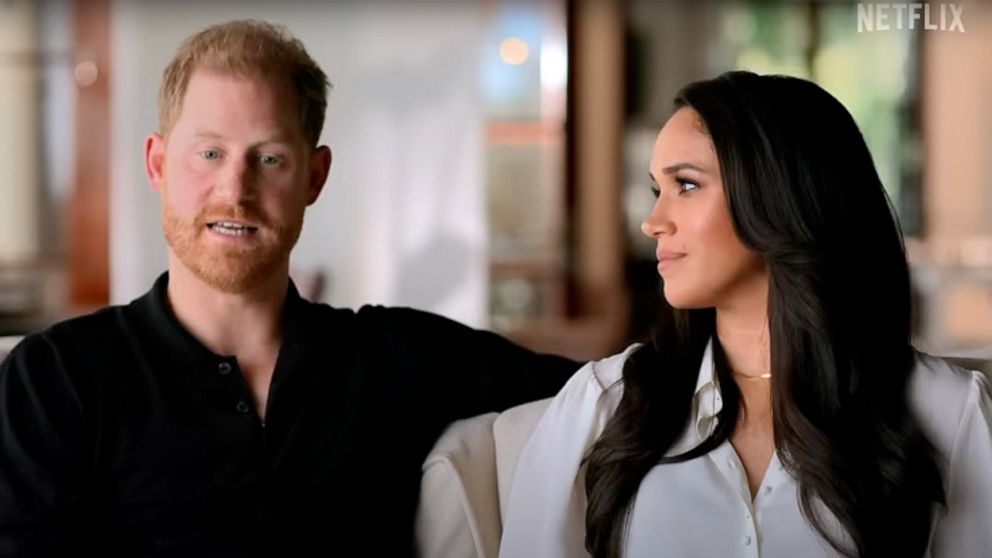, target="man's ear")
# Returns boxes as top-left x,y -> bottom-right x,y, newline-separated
144,132 -> 166,193
306,145 -> 332,205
